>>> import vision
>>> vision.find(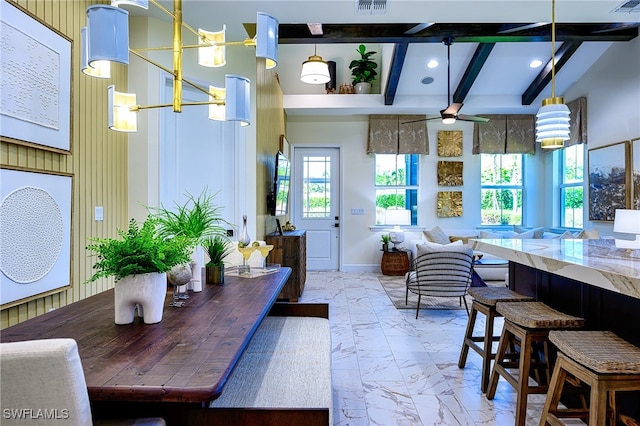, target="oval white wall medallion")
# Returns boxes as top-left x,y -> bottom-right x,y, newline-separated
0,186 -> 63,283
